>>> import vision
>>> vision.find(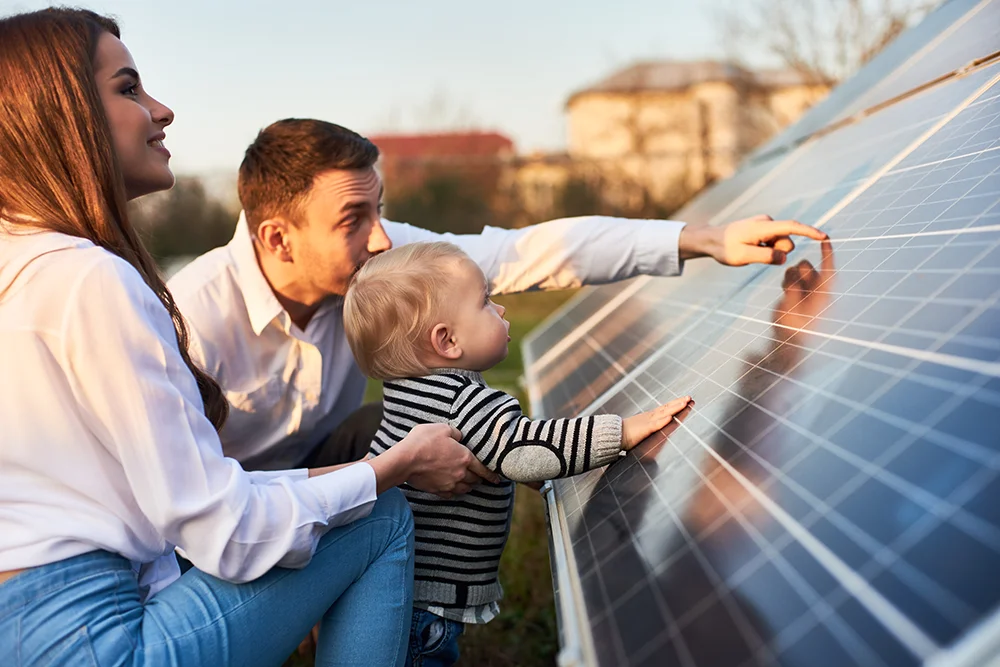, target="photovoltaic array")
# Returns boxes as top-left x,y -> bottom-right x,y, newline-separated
523,2 -> 1000,665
